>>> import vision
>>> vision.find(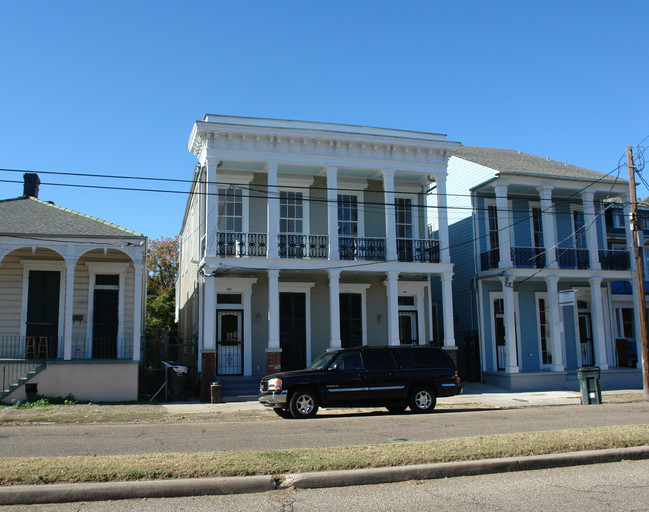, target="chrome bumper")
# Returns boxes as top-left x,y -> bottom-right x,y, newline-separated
258,390 -> 288,407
